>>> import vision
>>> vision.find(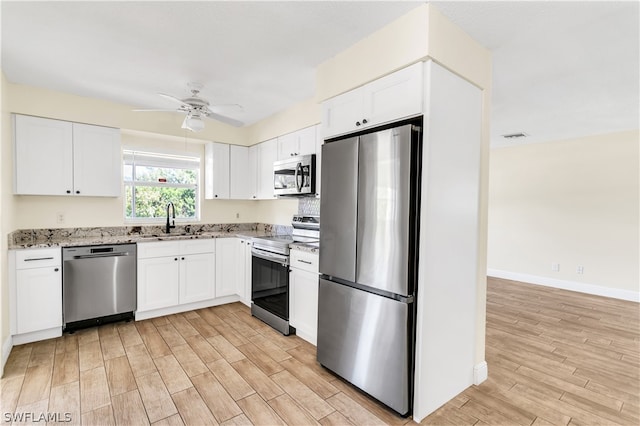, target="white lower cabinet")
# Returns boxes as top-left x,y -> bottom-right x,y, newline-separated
180,252 -> 216,303
9,248 -> 63,343
289,249 -> 319,345
137,256 -> 180,311
137,240 -> 215,314
241,239 -> 252,306
215,237 -> 252,305
215,238 -> 238,297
